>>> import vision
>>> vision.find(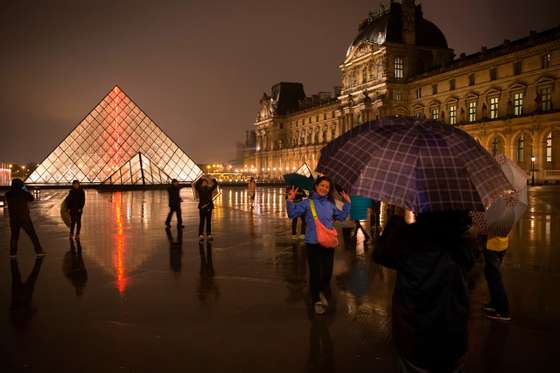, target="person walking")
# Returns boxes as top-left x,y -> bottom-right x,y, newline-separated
287,176 -> 351,315
482,234 -> 511,321
349,195 -> 372,242
247,177 -> 257,209
373,211 -> 476,373
66,180 -> 85,239
6,178 -> 46,257
165,179 -> 184,228
286,185 -> 307,239
196,177 -> 218,240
